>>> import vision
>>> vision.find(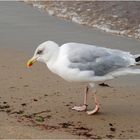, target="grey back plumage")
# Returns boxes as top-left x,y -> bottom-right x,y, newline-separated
67,43 -> 131,76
